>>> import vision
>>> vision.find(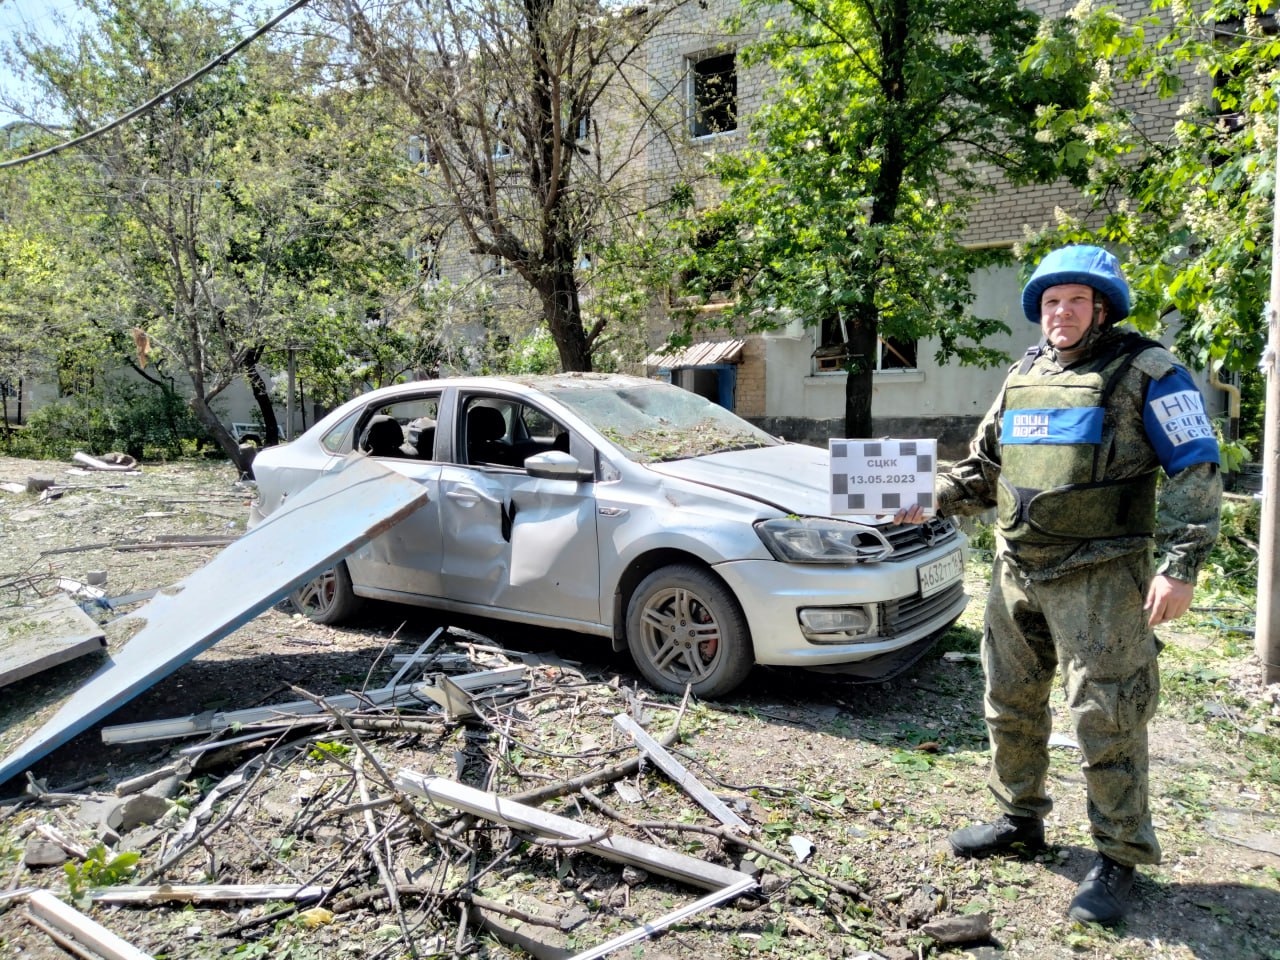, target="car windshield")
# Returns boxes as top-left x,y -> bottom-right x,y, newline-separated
545,381 -> 779,462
